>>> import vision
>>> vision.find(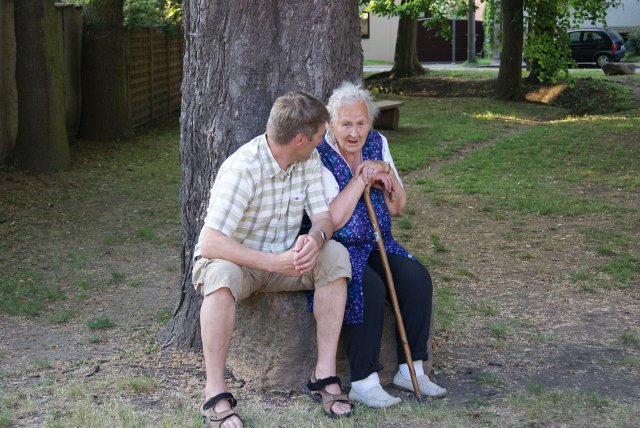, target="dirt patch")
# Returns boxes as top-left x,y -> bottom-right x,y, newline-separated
366,71 -> 496,98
